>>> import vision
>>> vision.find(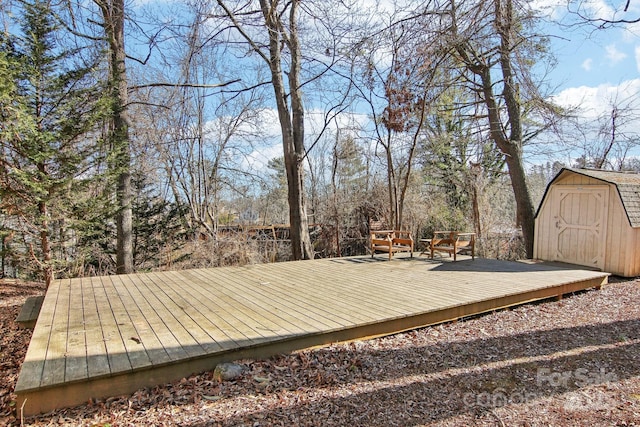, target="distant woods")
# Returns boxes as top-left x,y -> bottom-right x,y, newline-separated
1,0 -> 638,284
